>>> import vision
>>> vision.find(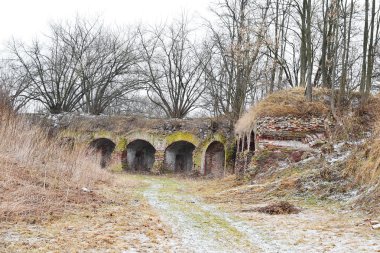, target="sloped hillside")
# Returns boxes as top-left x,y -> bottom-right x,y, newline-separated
0,107 -> 110,222
345,115 -> 380,213
234,88 -> 380,214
